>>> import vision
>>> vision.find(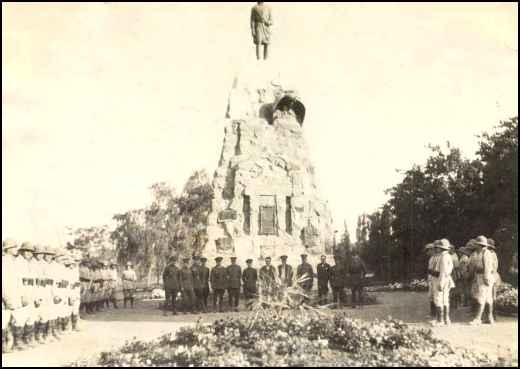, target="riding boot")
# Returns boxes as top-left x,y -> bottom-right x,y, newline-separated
444,306 -> 451,325
130,297 -> 134,308
123,298 -> 127,309
12,326 -> 25,351
71,315 -> 80,332
51,320 -> 61,340
430,301 -> 436,318
44,321 -> 54,343
34,322 -> 43,344
23,324 -> 36,348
